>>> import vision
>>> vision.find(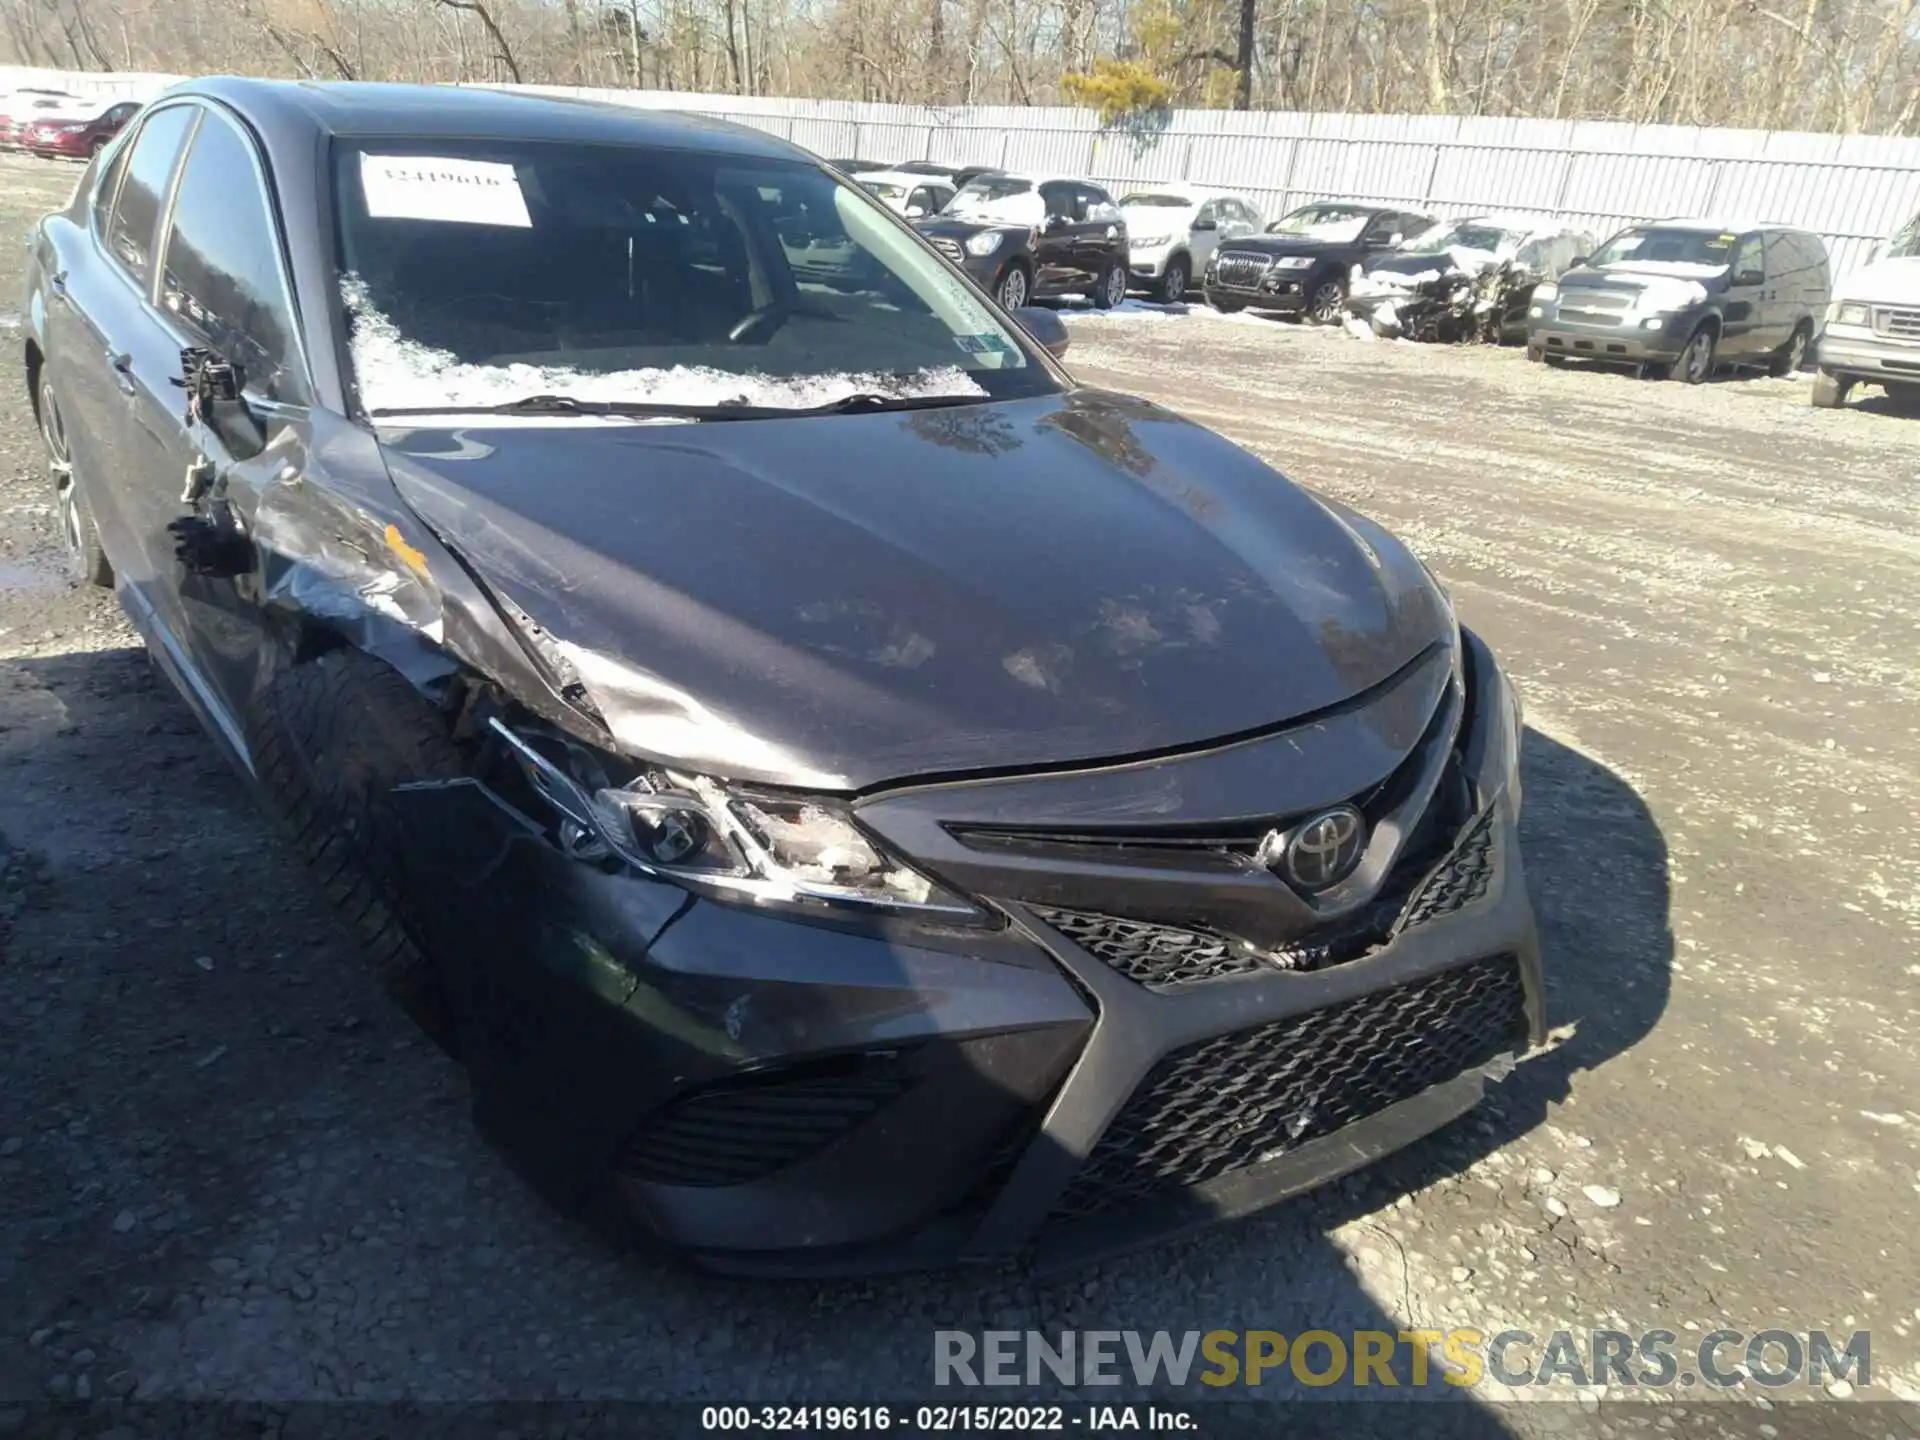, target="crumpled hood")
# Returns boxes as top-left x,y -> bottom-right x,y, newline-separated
1835,254 -> 1920,307
378,390 -> 1450,791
